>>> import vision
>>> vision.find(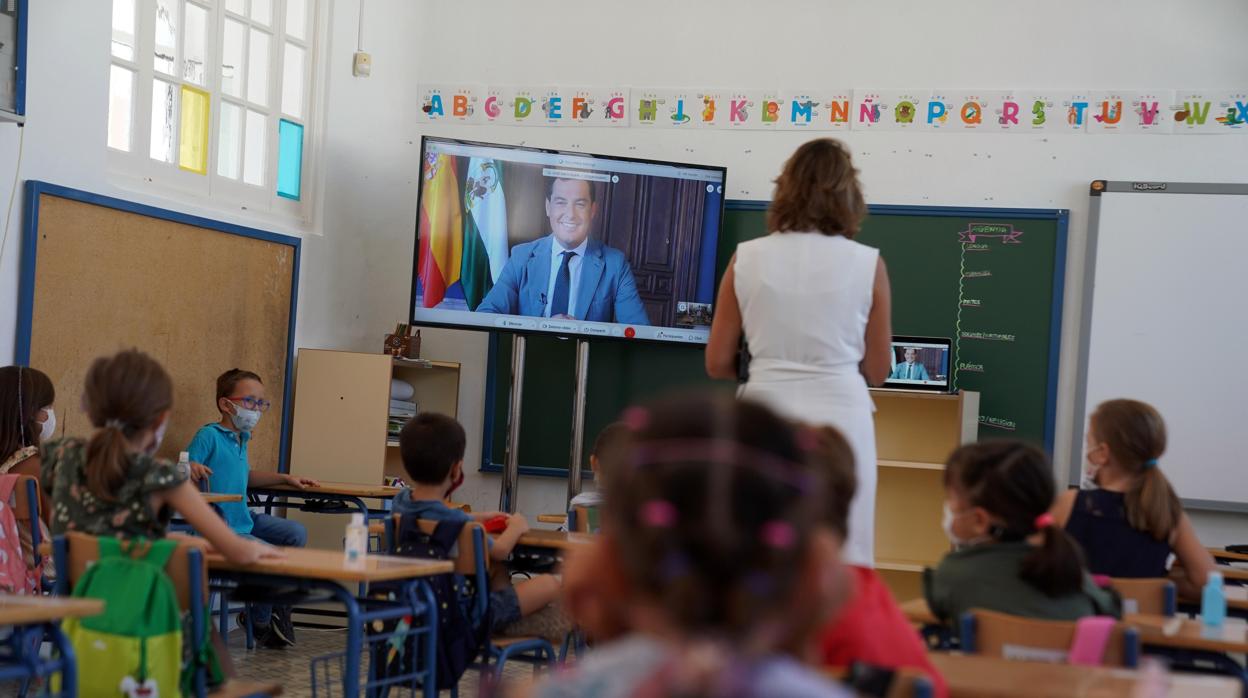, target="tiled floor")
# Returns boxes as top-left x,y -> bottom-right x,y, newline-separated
228,626 -> 539,697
